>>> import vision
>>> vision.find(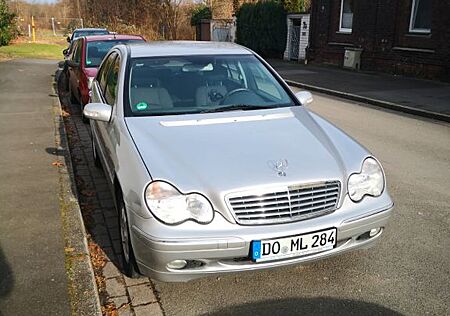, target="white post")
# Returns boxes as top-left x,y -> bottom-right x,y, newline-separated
28,24 -> 31,38
51,17 -> 56,36
80,18 -> 84,28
